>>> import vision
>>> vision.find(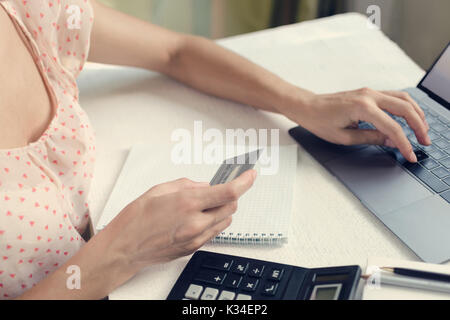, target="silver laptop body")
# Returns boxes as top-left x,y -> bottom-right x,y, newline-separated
289,43 -> 450,263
